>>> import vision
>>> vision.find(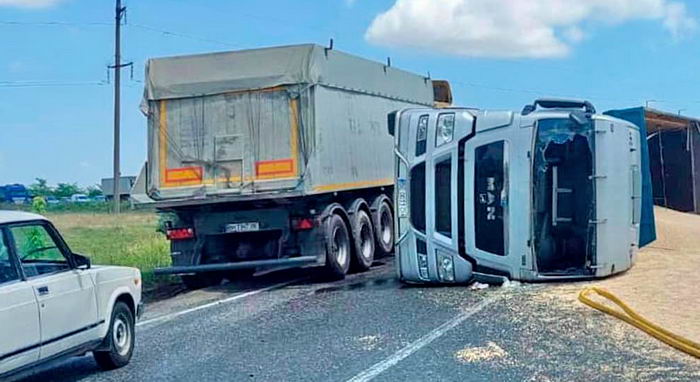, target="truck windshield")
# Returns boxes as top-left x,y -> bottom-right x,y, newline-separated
532,118 -> 595,275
